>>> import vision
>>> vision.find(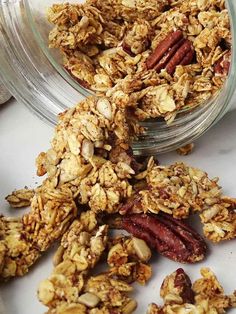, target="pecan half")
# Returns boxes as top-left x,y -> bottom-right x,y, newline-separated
116,213 -> 207,263
146,31 -> 194,75
160,268 -> 194,304
214,50 -> 231,76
